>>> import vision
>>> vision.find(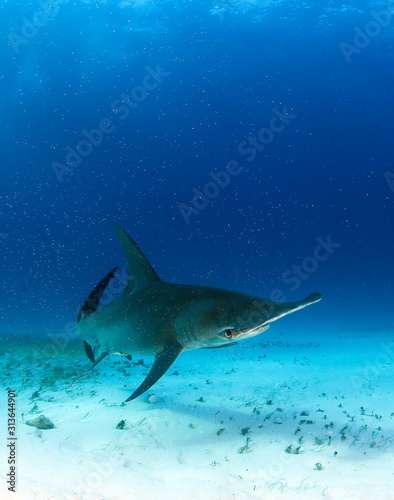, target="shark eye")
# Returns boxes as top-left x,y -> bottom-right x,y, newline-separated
223,329 -> 233,339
